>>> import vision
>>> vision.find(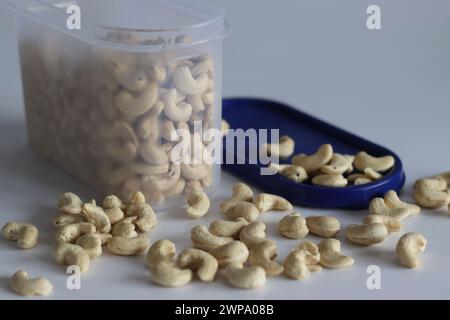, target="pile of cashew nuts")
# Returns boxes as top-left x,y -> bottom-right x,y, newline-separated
266,141 -> 396,187
19,32 -> 216,207
5,172 -> 447,295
